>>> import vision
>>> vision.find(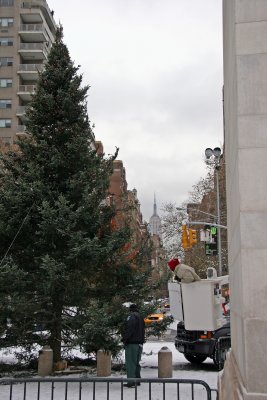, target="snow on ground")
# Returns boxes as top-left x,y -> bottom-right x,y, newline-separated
0,339 -> 219,400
